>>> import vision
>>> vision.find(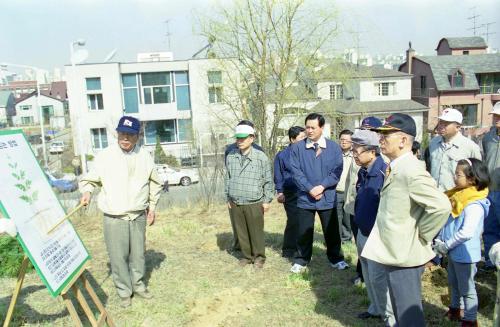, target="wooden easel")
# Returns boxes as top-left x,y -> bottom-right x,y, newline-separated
3,257 -> 115,327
